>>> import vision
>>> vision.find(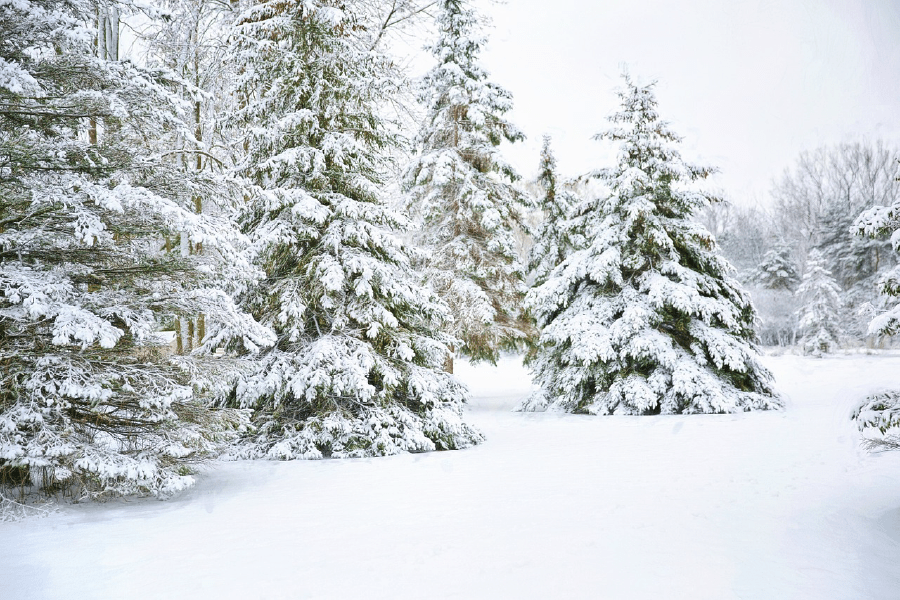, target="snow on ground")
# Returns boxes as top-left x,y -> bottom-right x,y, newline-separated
3,354 -> 900,599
